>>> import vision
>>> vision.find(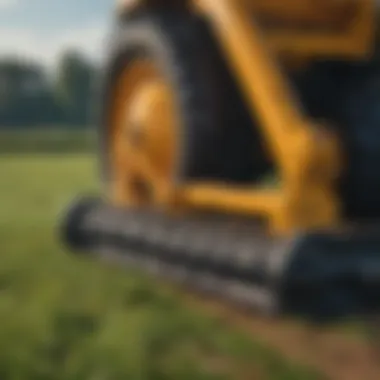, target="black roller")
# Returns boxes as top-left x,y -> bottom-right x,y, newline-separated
60,196 -> 380,323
